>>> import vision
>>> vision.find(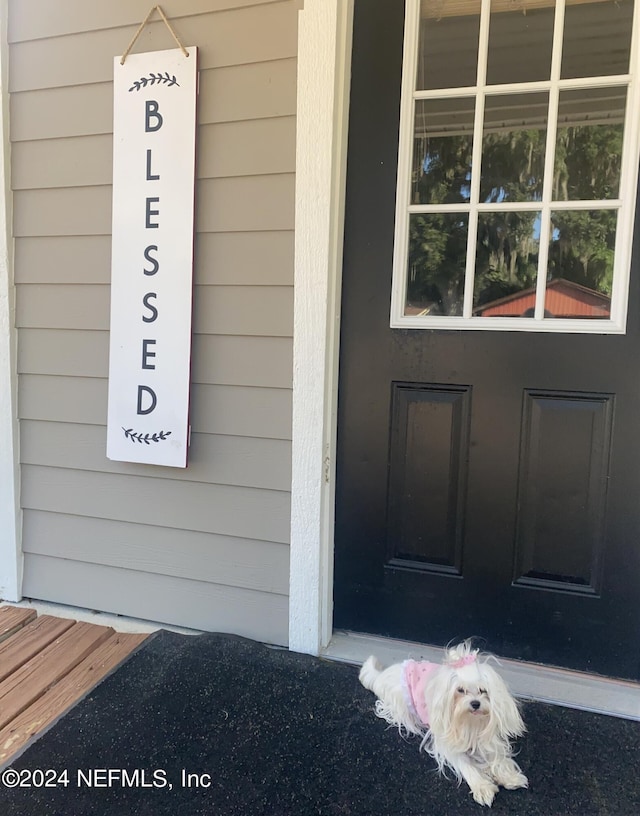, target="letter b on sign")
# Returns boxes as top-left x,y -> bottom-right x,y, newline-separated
145,100 -> 163,132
